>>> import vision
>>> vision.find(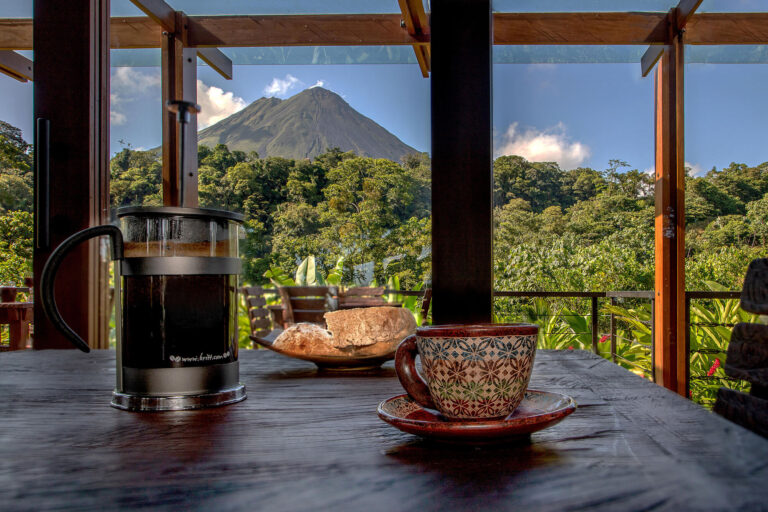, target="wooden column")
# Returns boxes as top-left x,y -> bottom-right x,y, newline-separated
161,12 -> 198,207
33,0 -> 111,349
431,0 -> 493,324
653,24 -> 687,395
